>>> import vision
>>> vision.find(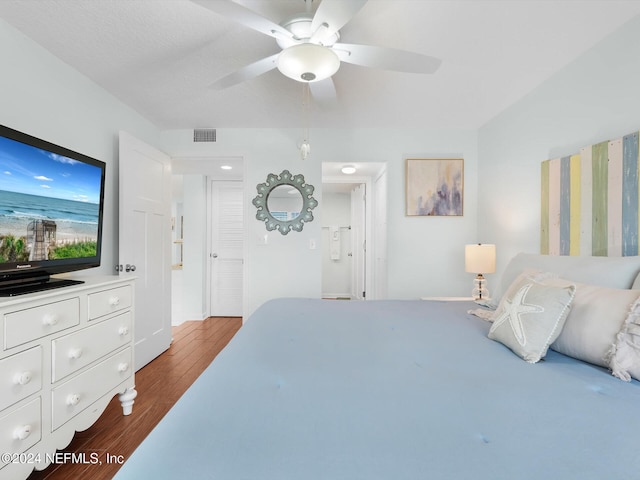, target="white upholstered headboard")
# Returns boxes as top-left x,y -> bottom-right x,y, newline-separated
494,253 -> 640,304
